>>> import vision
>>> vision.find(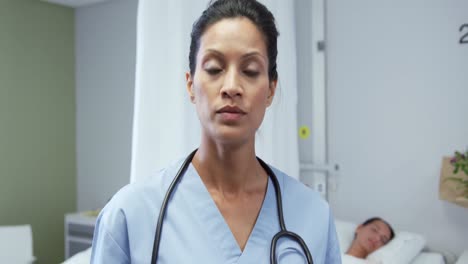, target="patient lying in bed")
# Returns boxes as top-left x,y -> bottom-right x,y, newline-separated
338,217 -> 444,264
346,217 -> 395,258
343,217 -> 395,263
